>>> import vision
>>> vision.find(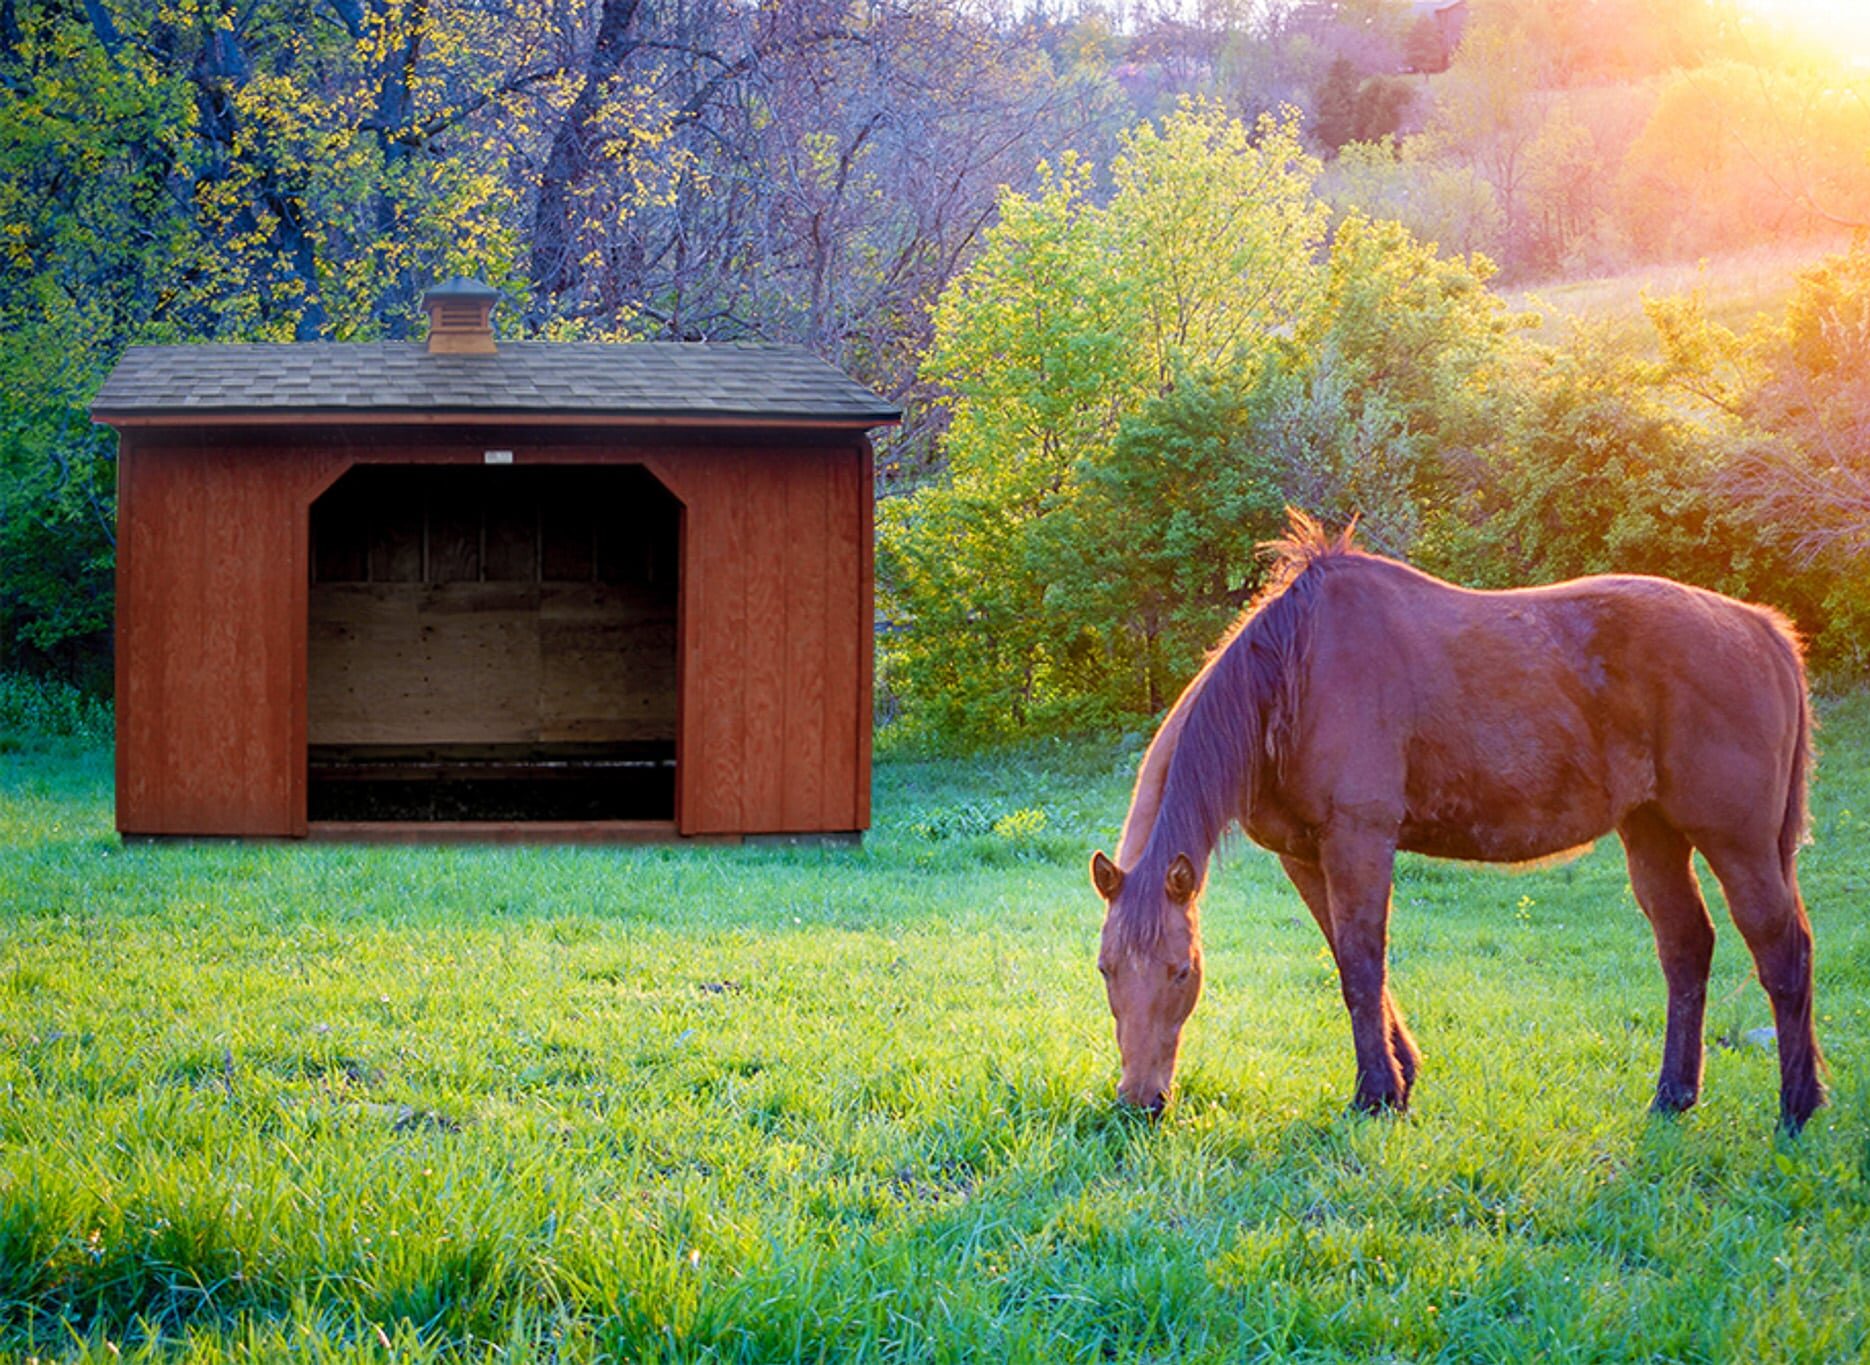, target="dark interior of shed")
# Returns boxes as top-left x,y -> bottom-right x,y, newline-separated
307,464 -> 679,822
